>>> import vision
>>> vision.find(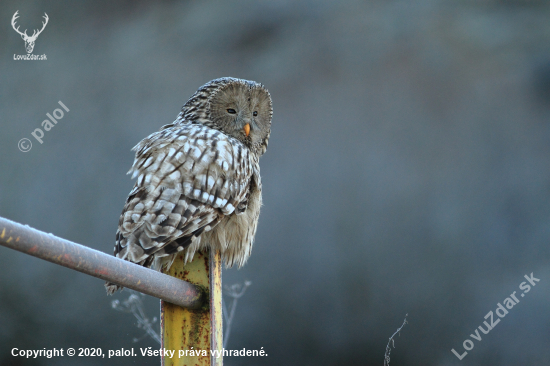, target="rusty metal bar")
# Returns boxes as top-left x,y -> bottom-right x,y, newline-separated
0,216 -> 204,309
209,250 -> 223,366
161,250 -> 223,365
